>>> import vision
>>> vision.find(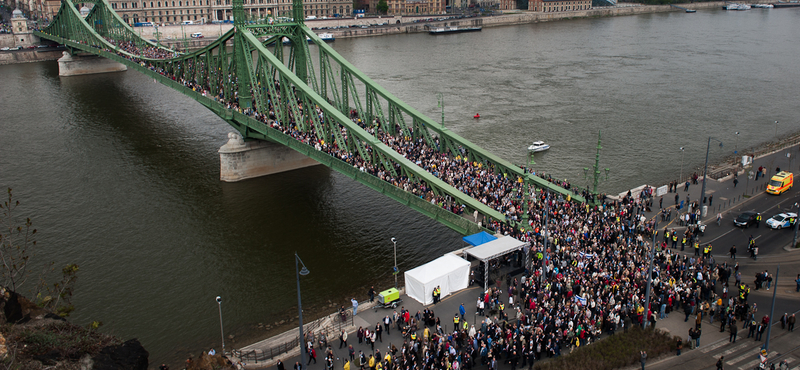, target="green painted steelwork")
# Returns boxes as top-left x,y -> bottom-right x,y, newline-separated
36,0 -> 583,236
